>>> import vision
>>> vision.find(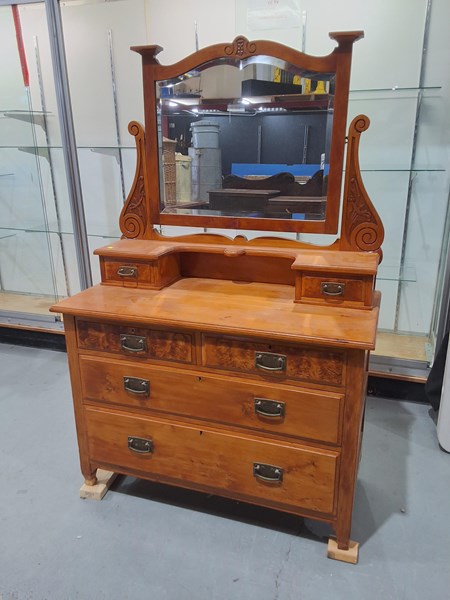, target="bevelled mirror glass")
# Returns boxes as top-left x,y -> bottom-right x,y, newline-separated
156,56 -> 335,223
128,34 -> 362,235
